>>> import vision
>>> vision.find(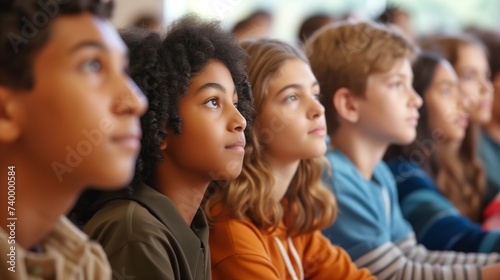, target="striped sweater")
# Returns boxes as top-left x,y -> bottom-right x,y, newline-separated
387,159 -> 500,253
323,148 -> 500,280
